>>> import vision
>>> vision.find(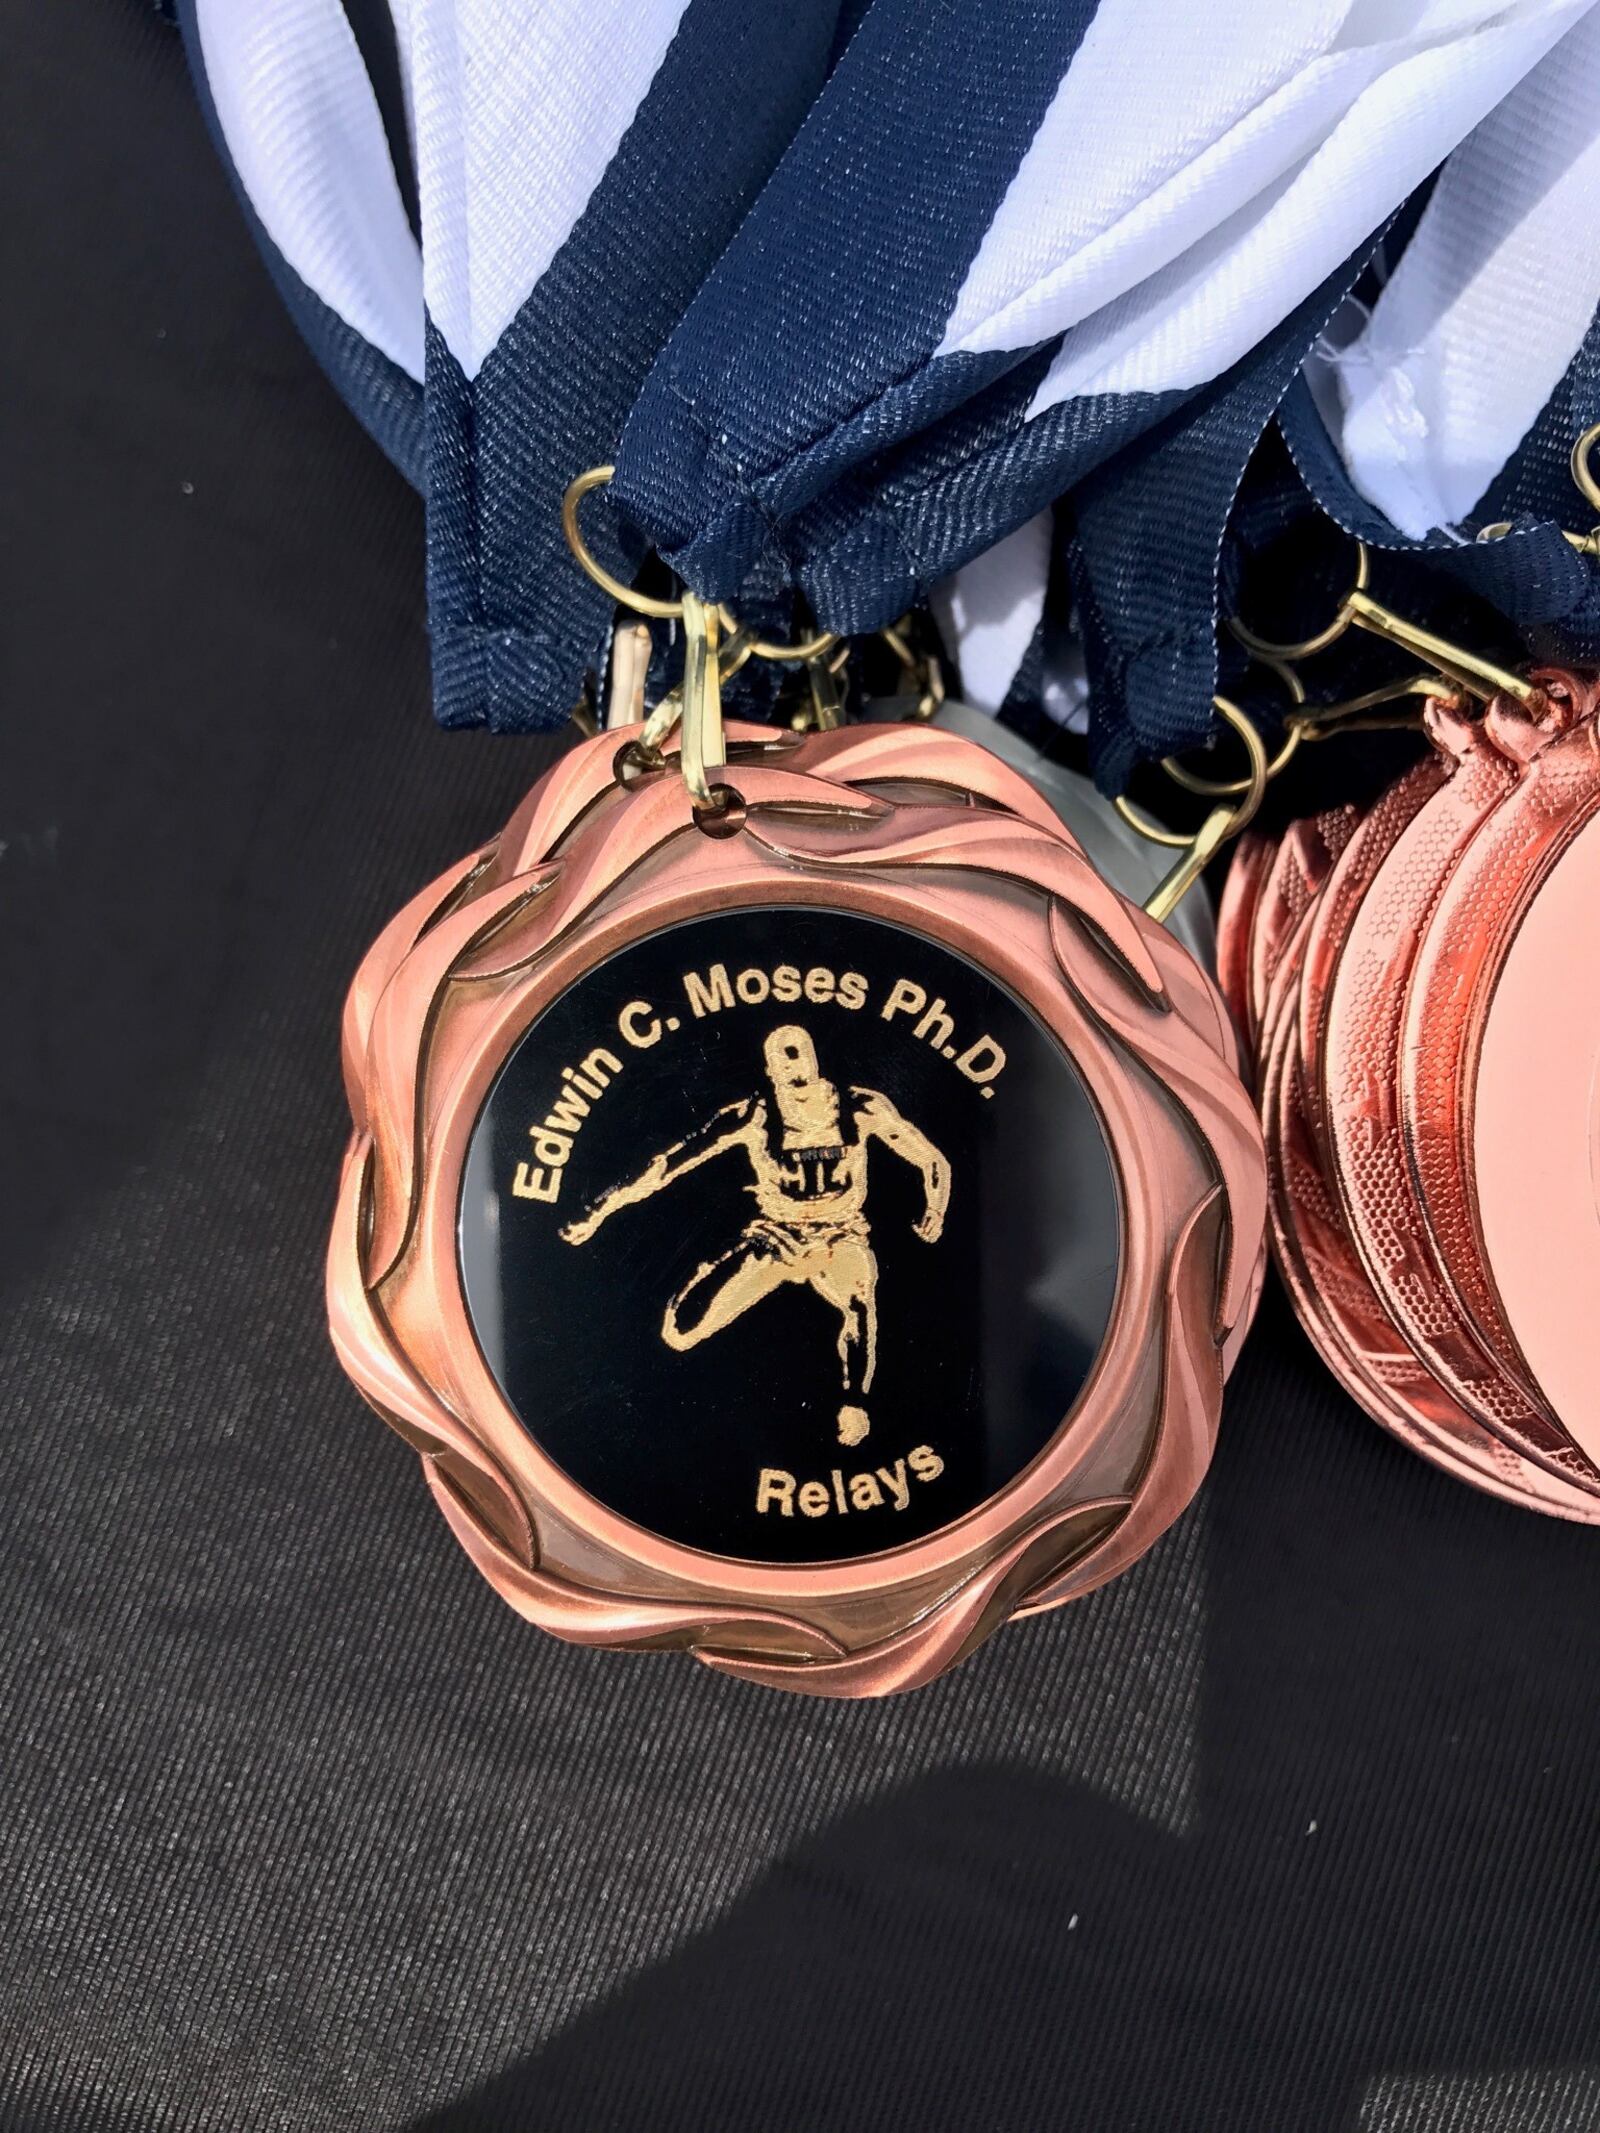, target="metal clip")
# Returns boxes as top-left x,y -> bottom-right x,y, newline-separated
1233,541 -> 1539,709
680,591 -> 738,828
1115,698 -> 1269,923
